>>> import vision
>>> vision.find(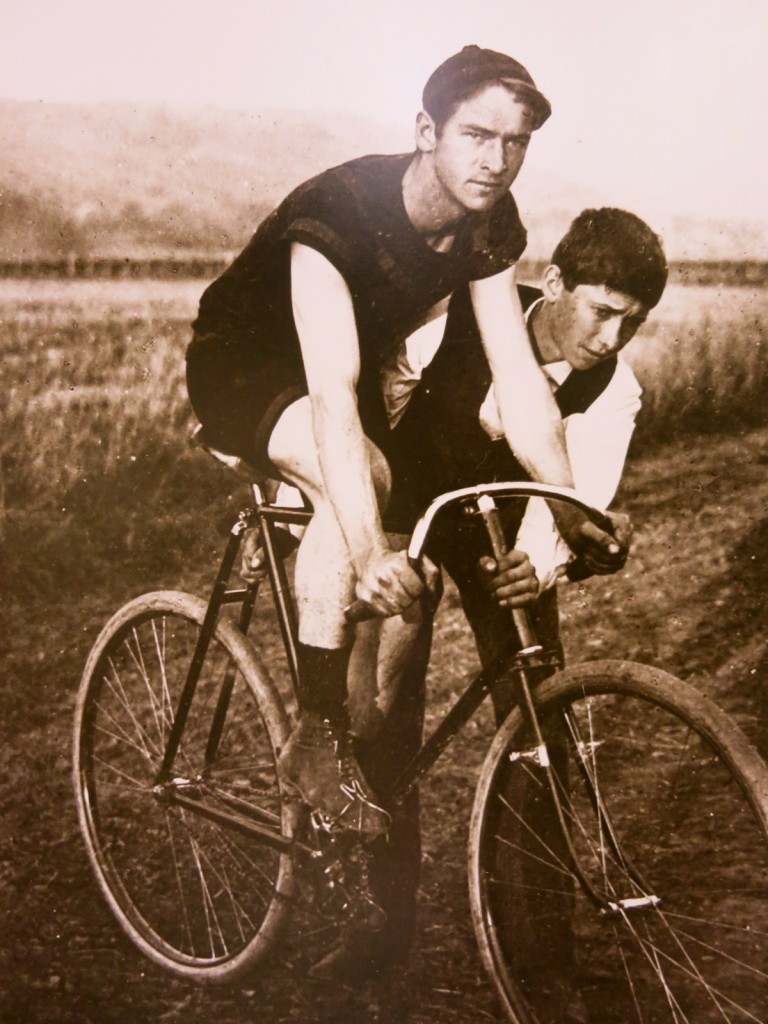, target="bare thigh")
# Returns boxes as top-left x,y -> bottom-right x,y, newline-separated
267,396 -> 391,506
